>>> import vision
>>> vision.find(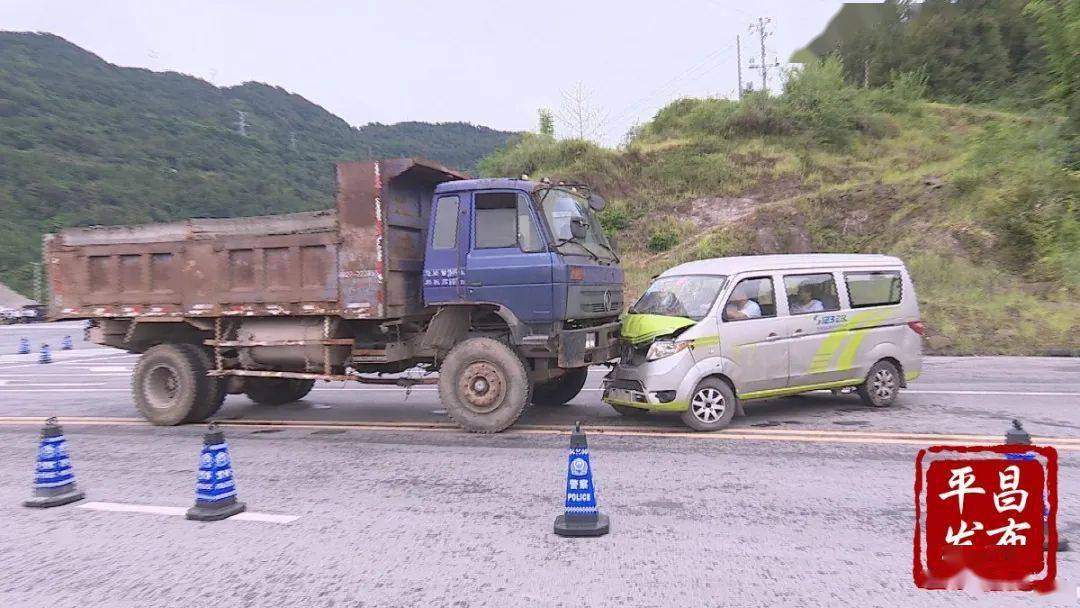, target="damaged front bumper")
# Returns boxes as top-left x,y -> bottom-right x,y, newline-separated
601,348 -> 695,412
